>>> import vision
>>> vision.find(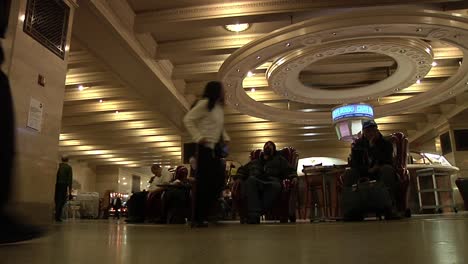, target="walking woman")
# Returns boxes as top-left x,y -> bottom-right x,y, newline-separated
183,81 -> 230,227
